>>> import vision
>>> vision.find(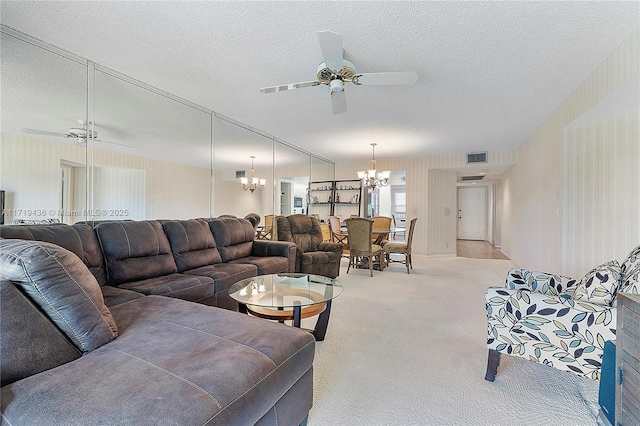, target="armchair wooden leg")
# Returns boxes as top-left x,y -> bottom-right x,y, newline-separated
484,349 -> 501,382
